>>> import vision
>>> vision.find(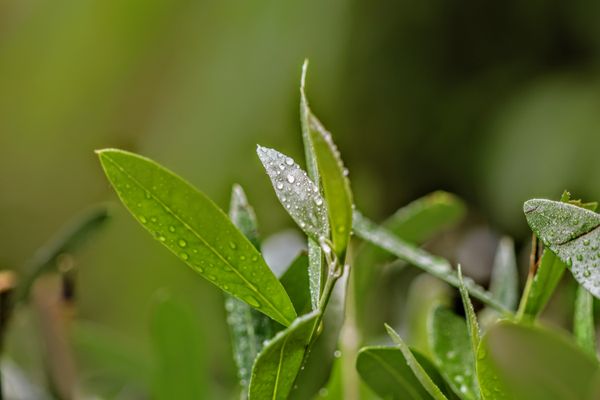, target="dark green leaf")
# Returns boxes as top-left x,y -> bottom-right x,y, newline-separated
524,199 -> 600,299
314,358 -> 343,399
477,320 -> 599,400
574,285 -> 596,357
150,294 -> 208,400
353,211 -> 508,313
97,149 -> 296,326
489,237 -> 518,311
280,252 -> 311,315
385,324 -> 449,400
428,307 -> 479,400
248,310 -> 320,400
